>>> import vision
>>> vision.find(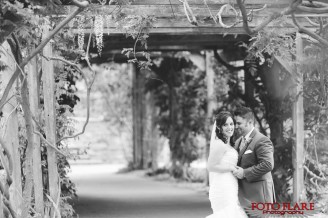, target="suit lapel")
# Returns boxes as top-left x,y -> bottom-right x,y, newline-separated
238,129 -> 258,163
